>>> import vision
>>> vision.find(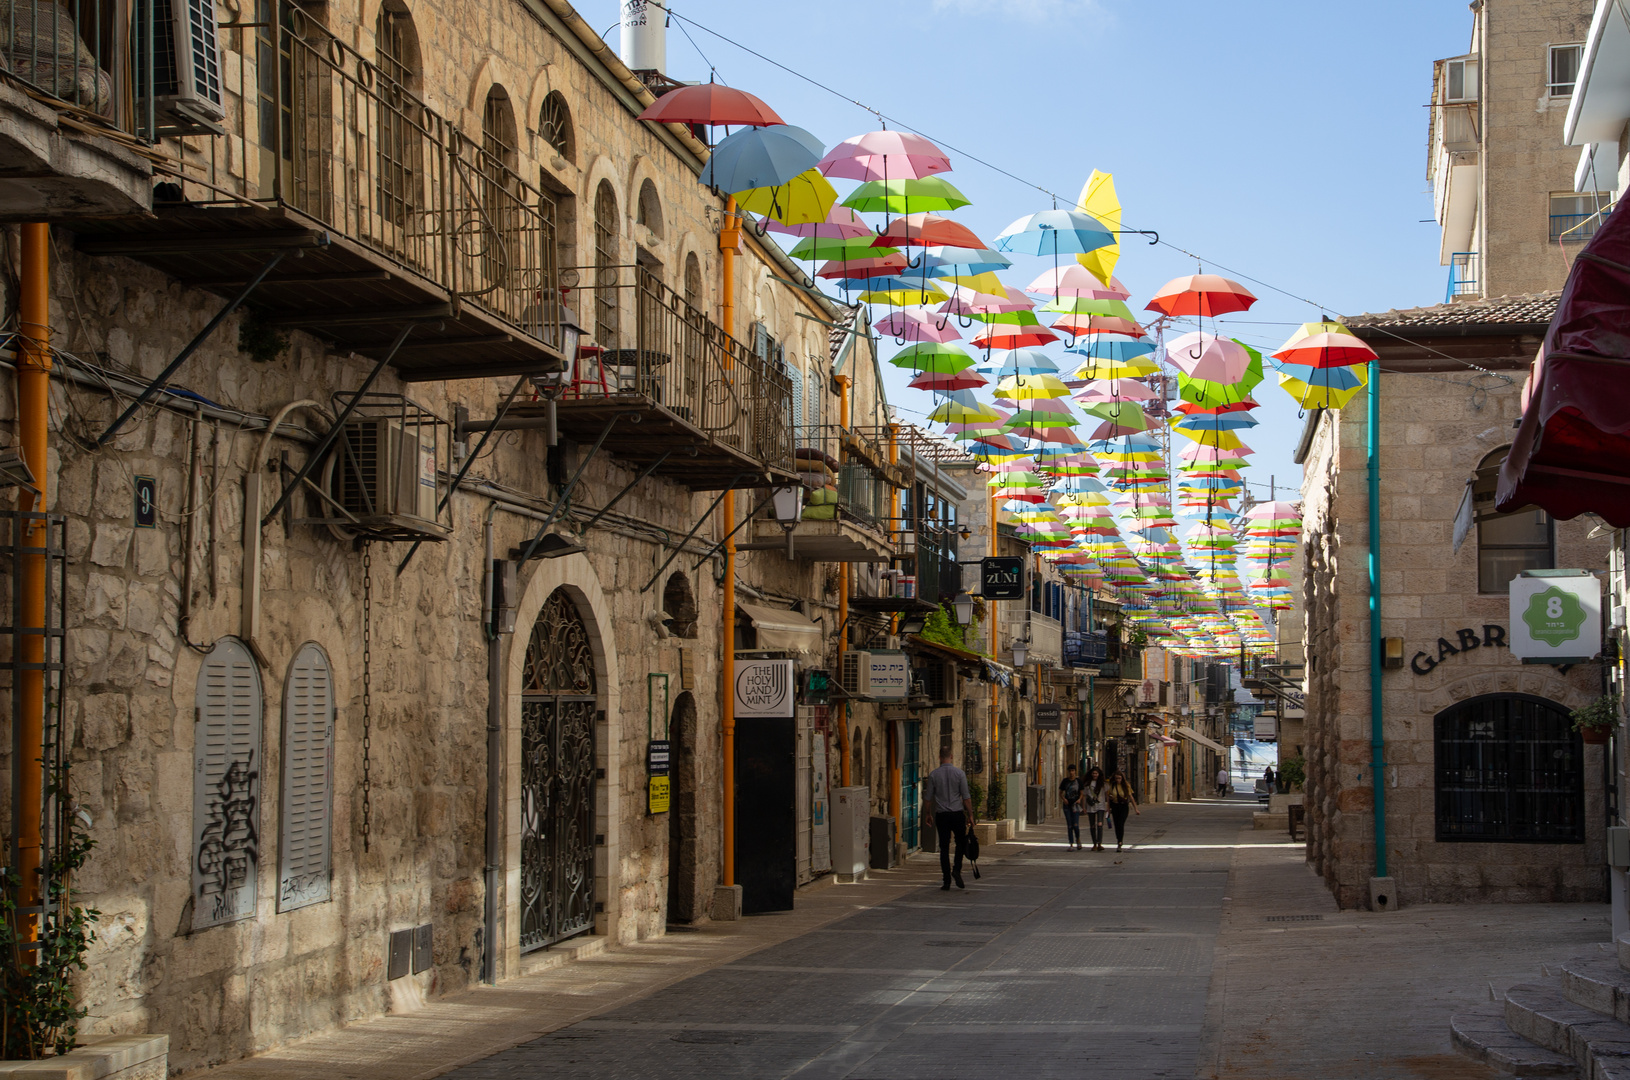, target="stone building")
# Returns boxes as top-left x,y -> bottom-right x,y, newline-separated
1430,0 -> 1597,301
0,0 -> 918,1070
1297,293 -> 1608,910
